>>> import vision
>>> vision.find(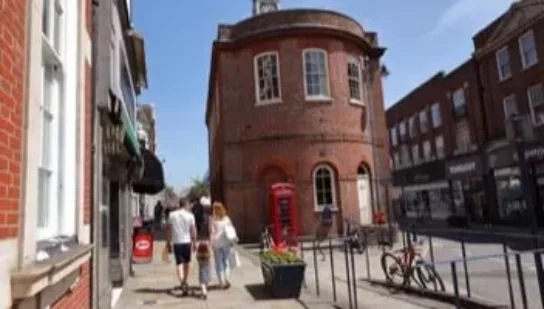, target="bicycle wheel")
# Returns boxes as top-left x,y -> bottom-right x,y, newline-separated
381,252 -> 406,286
416,263 -> 446,292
